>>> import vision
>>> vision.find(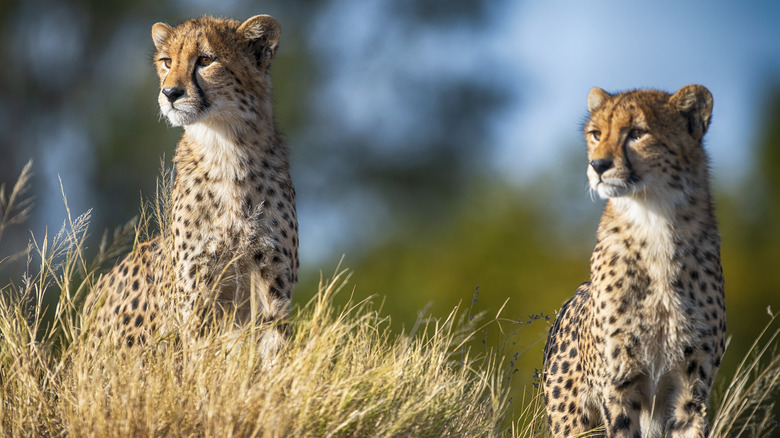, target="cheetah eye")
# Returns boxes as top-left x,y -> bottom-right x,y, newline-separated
628,129 -> 647,140
588,130 -> 601,142
197,56 -> 214,67
160,58 -> 172,69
